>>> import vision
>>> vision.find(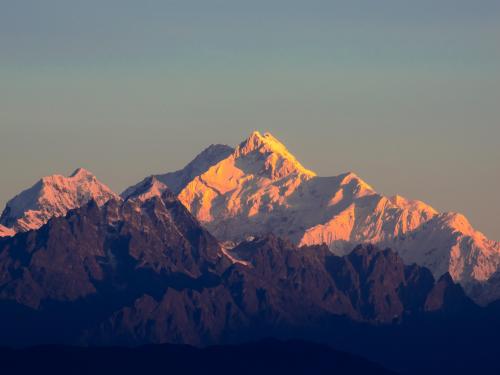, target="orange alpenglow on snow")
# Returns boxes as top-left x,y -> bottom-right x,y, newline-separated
0,168 -> 119,234
172,131 -> 500,291
2,131 -> 499,304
